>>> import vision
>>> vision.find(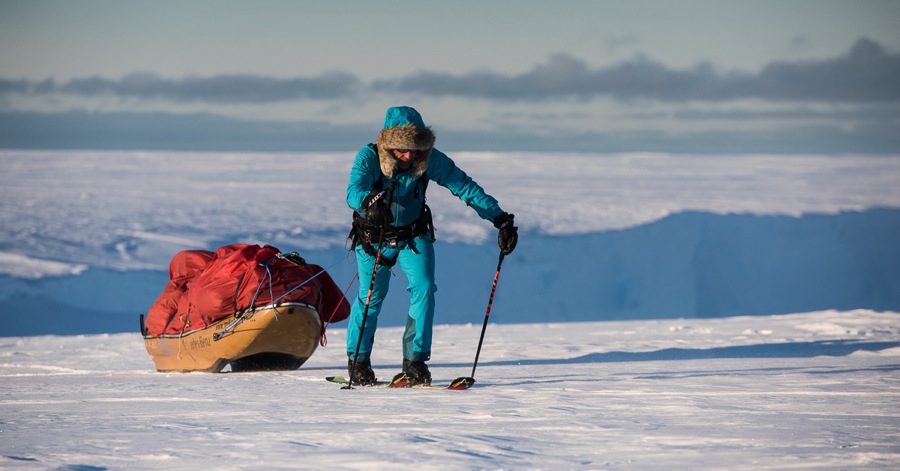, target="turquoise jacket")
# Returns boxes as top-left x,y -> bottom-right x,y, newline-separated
347,107 -> 504,228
